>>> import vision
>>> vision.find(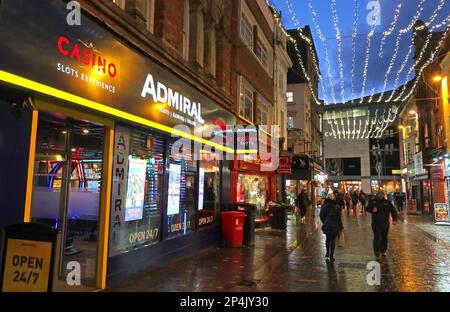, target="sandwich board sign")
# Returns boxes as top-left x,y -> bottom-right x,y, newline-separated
0,223 -> 57,292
